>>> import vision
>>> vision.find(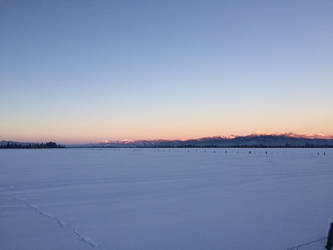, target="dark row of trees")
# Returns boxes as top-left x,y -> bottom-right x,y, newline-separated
0,142 -> 64,149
